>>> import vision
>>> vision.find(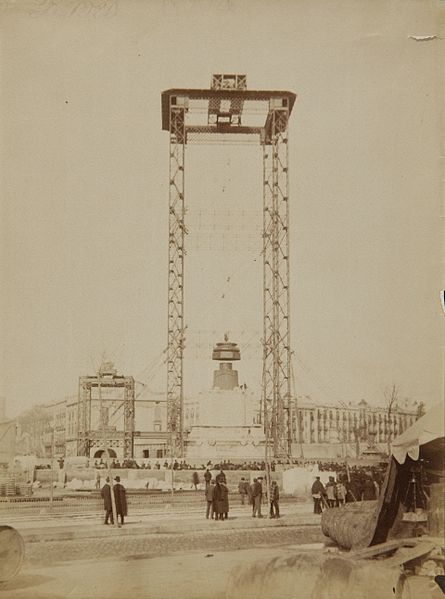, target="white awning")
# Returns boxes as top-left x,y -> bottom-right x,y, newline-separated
391,403 -> 444,464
